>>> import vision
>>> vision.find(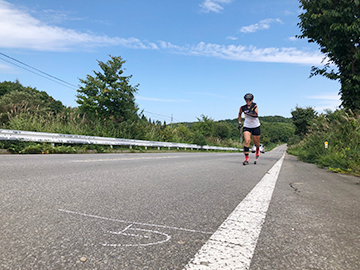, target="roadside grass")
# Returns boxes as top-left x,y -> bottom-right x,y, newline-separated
287,109 -> 360,176
1,104 -> 290,154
